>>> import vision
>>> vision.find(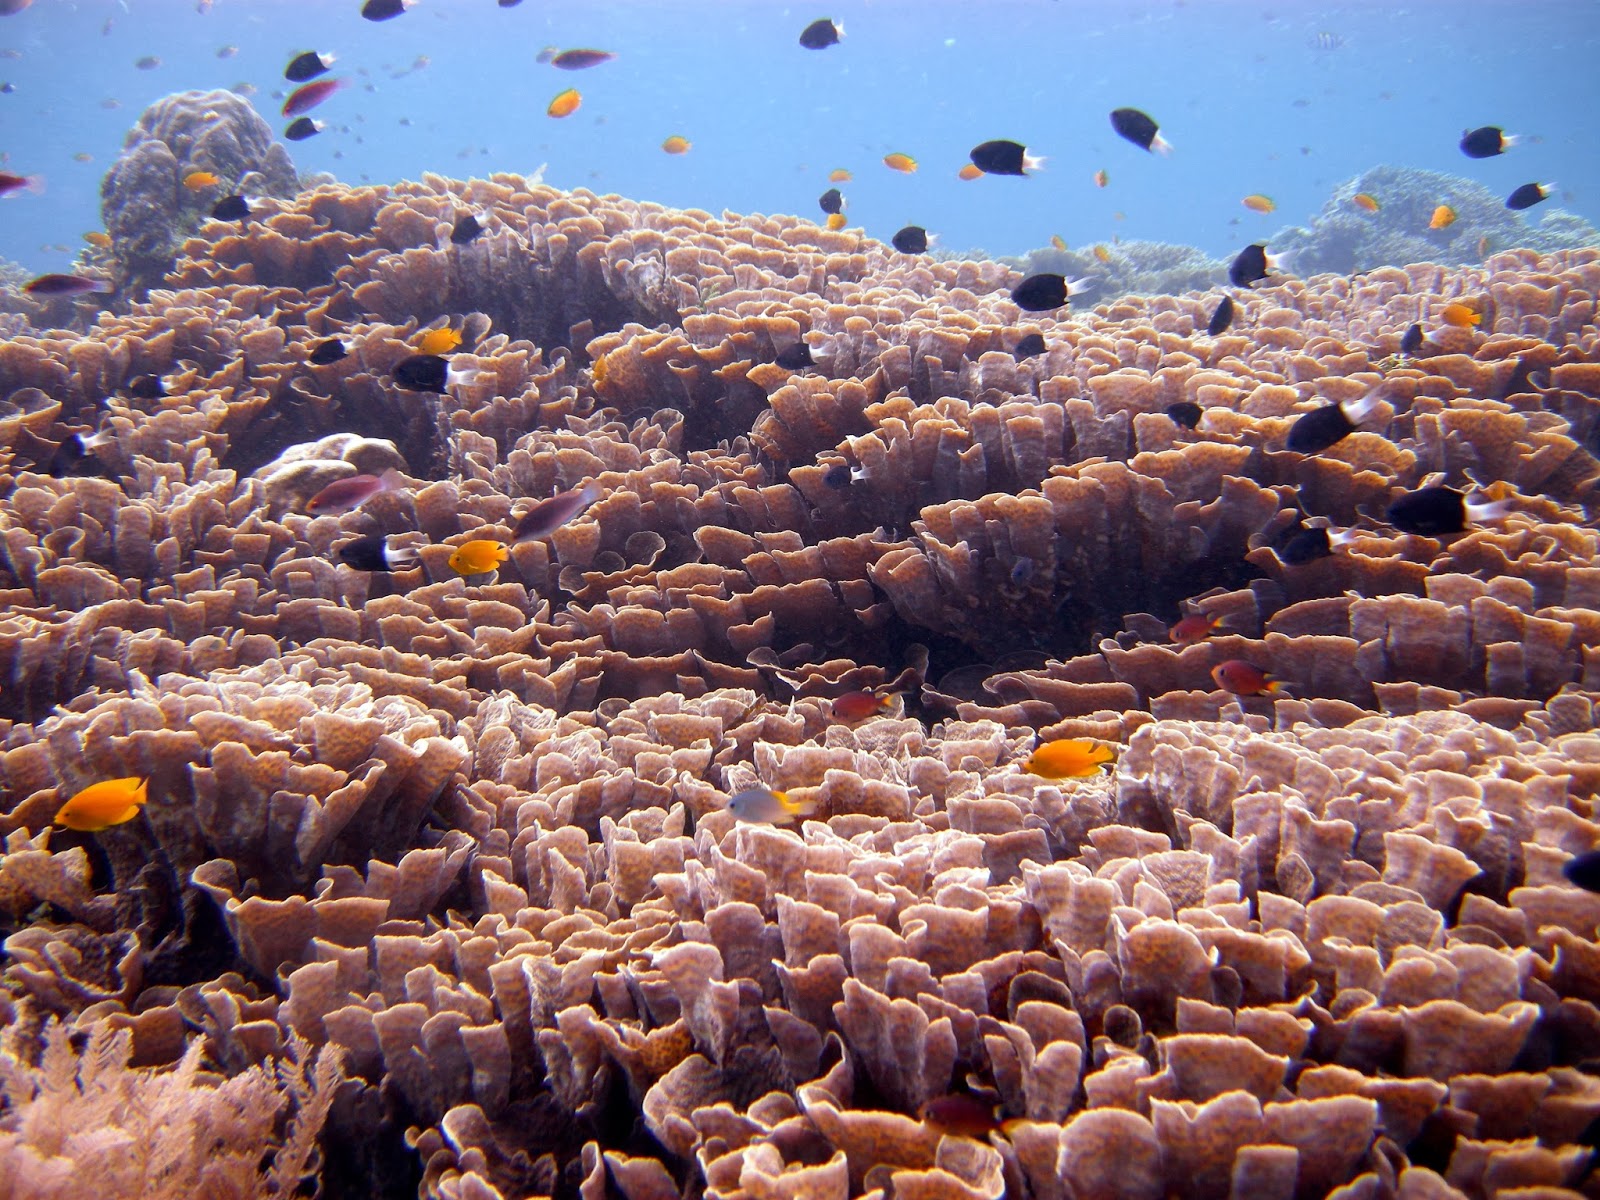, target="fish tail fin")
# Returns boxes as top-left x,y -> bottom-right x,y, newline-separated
447,365 -> 480,390
997,1118 -> 1029,1138
835,21 -> 845,37
1024,153 -> 1047,173
378,467 -> 407,492
1064,276 -> 1092,297
21,174 -> 45,196
1151,134 -> 1173,157
1264,678 -> 1291,696
386,543 -> 421,571
777,791 -> 819,818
